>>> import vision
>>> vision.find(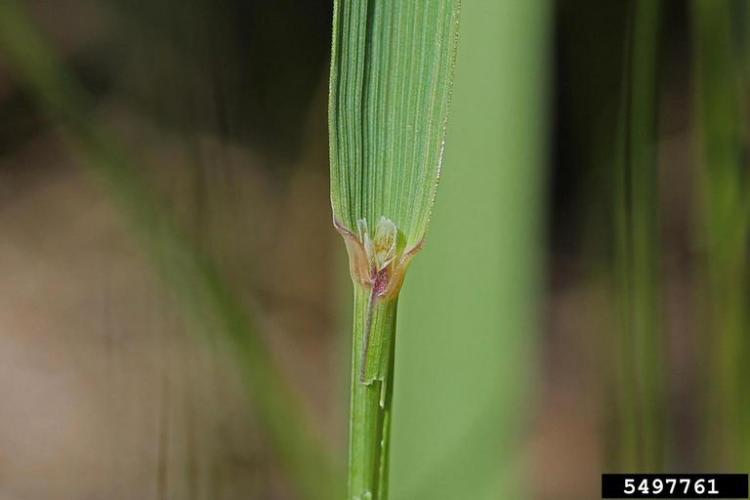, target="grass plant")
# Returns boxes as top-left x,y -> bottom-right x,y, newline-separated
328,1 -> 461,498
